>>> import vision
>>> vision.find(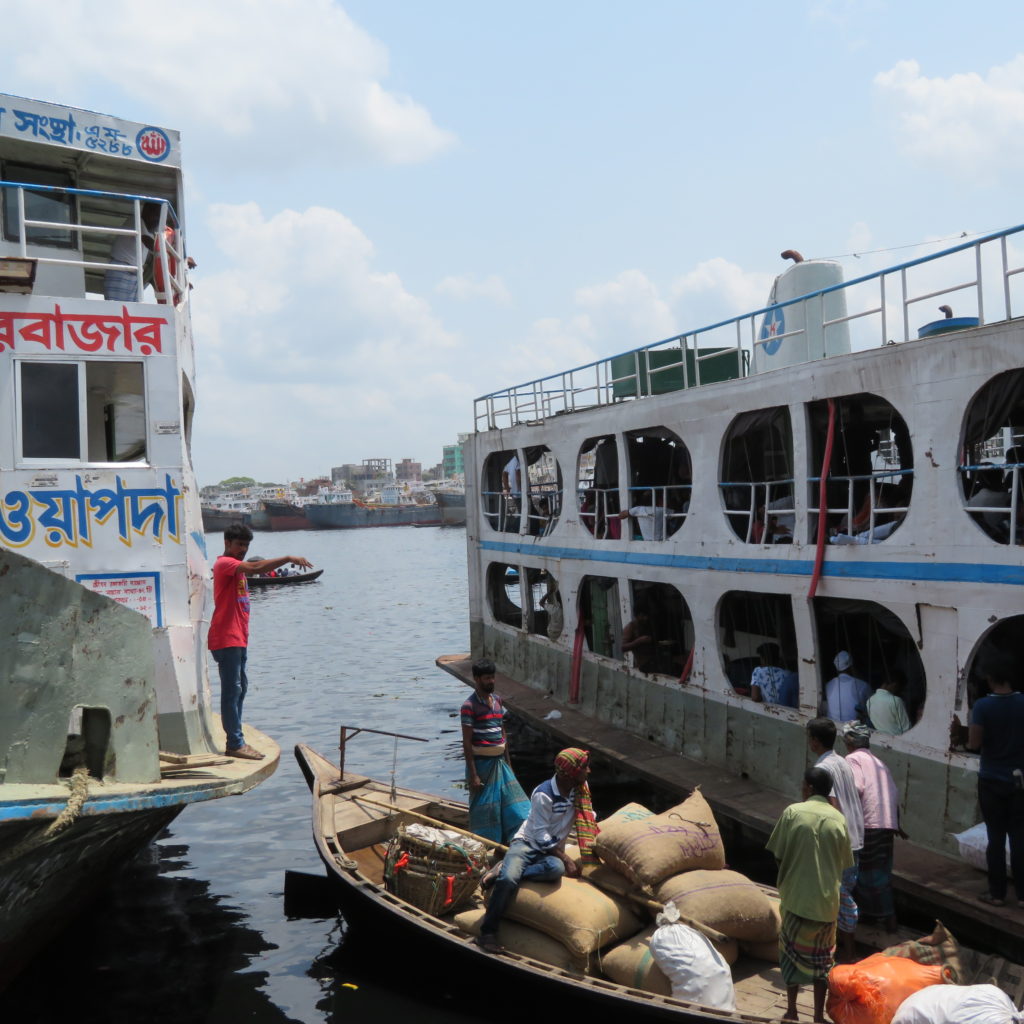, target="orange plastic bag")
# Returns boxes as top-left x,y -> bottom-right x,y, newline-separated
827,953 -> 952,1024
